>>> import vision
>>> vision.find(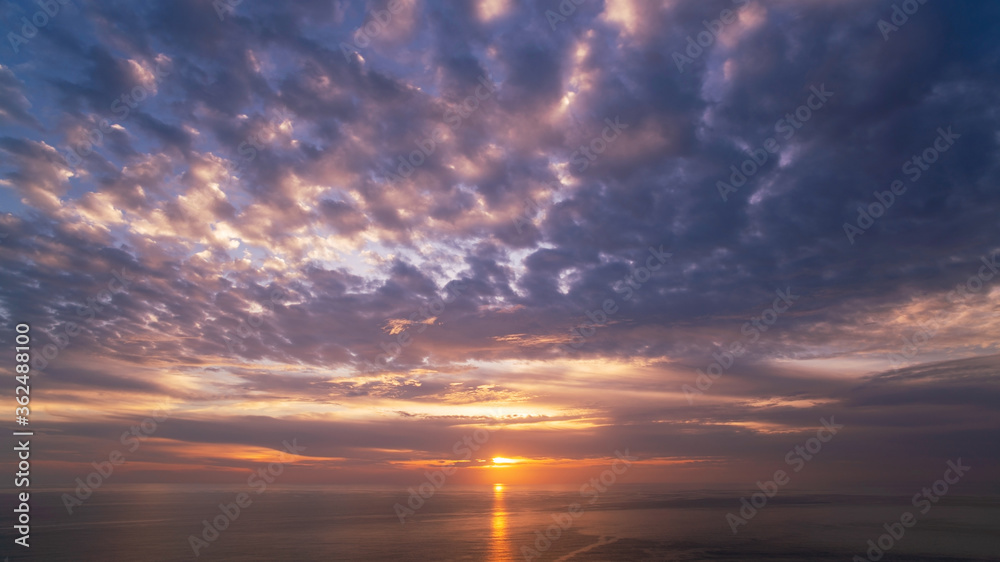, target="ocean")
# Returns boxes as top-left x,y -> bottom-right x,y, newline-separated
2,485 -> 998,561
